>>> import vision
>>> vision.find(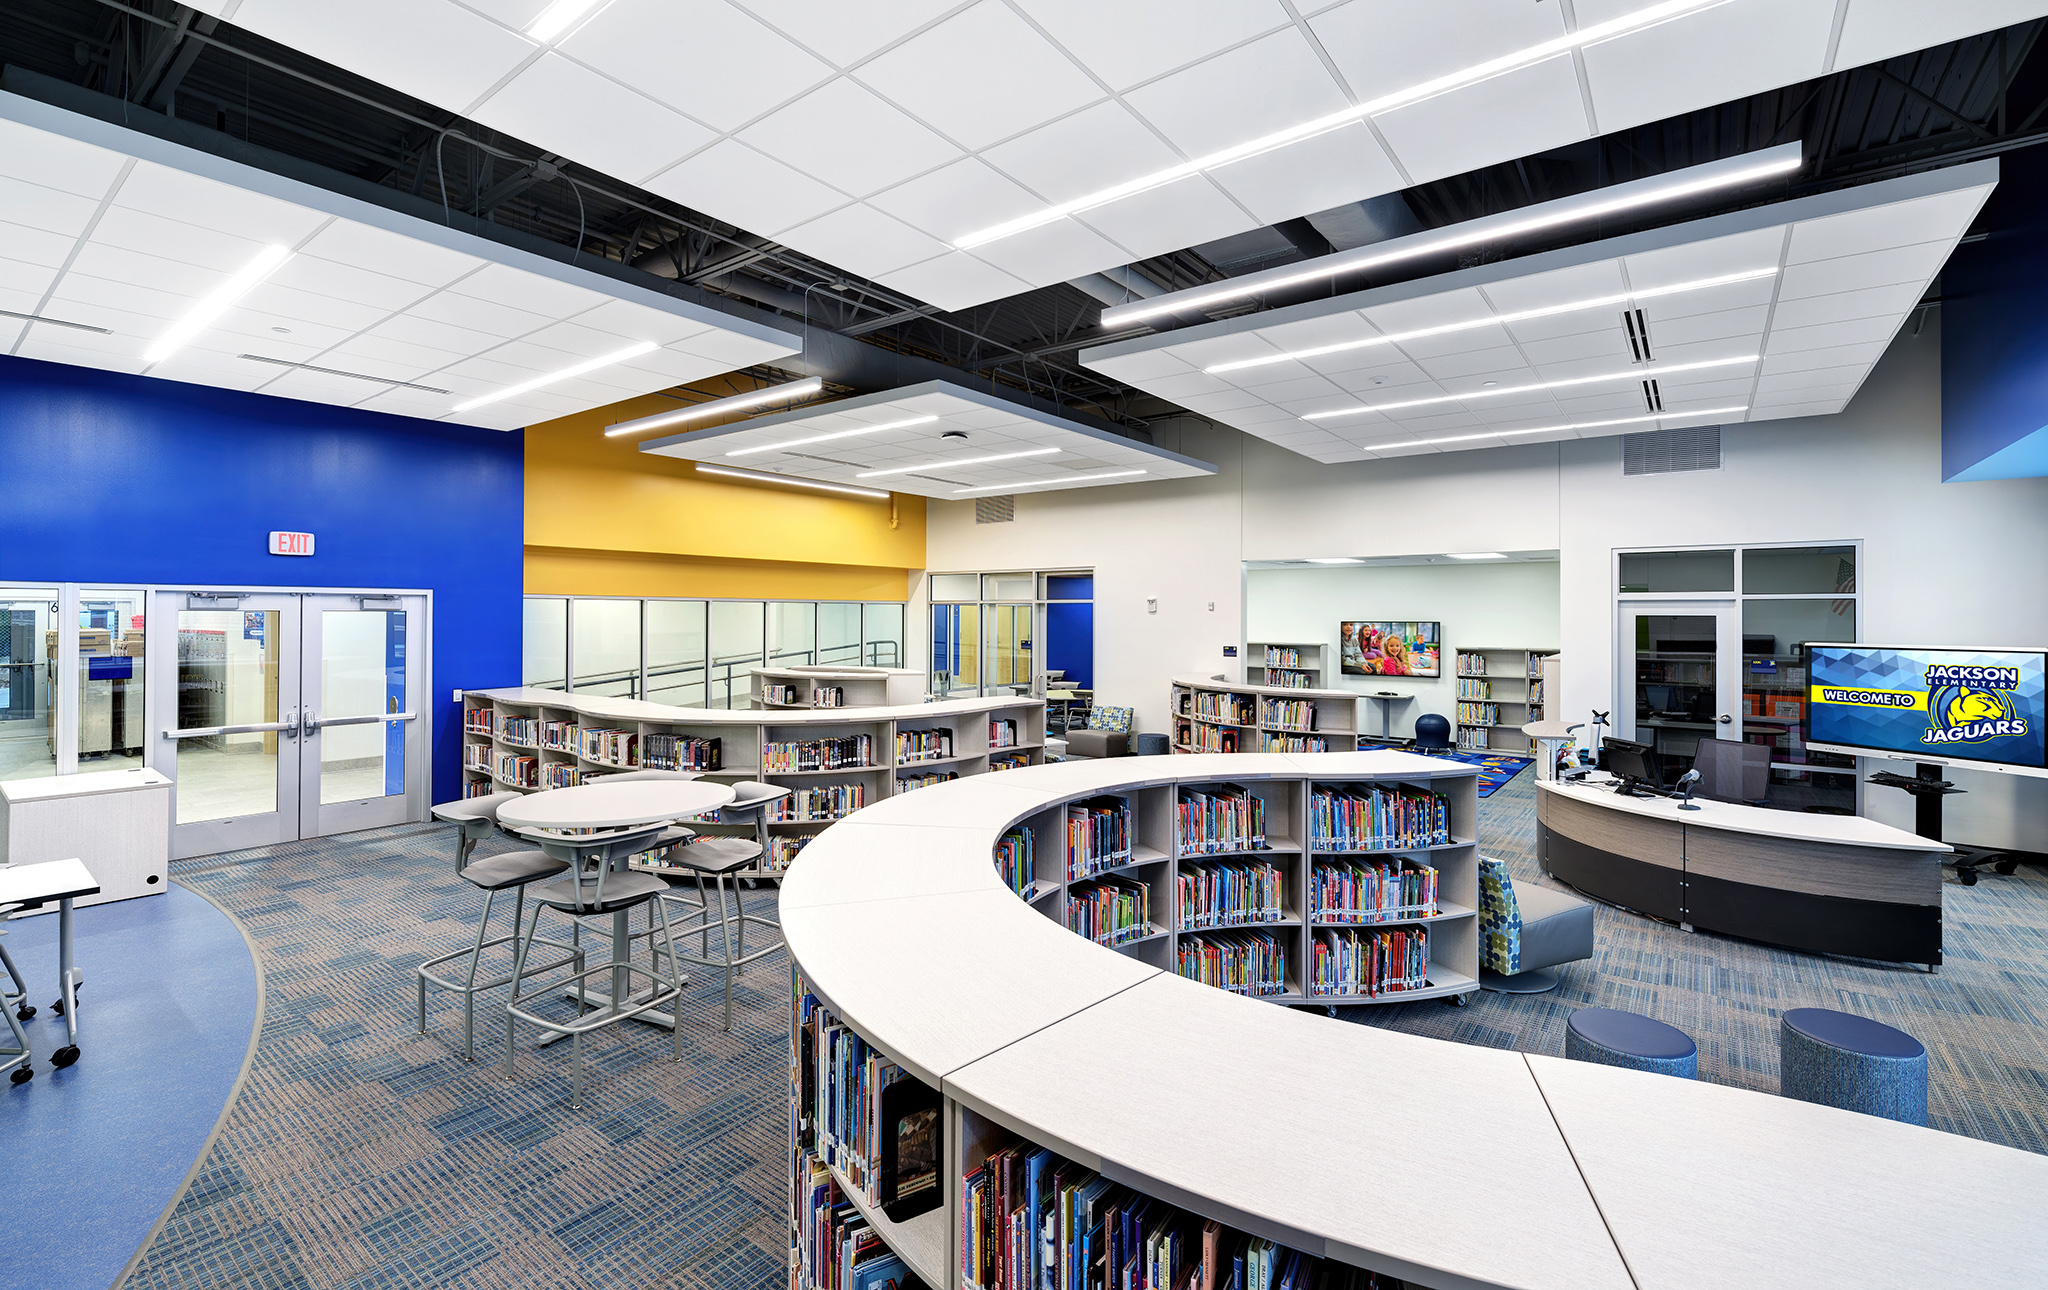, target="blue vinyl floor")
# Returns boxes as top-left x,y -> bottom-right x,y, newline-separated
6,882 -> 258,1290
